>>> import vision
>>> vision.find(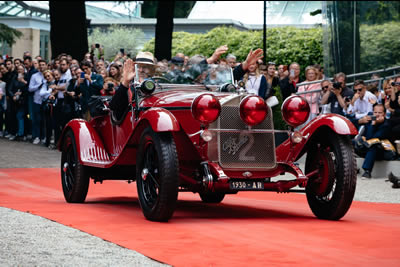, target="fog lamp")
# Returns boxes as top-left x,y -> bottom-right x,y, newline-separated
200,129 -> 213,142
290,131 -> 303,144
